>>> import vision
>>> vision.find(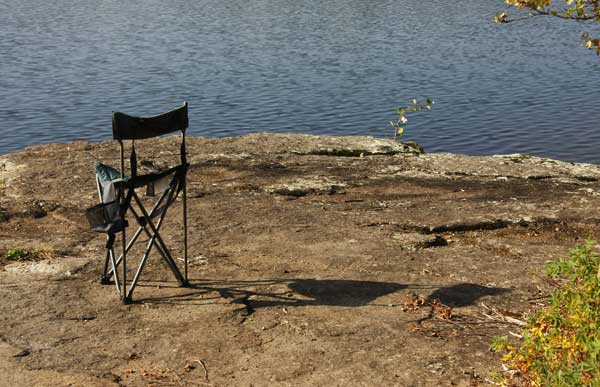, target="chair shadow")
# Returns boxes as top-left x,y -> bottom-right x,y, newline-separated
138,279 -> 510,310
248,279 -> 407,308
425,283 -> 511,307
